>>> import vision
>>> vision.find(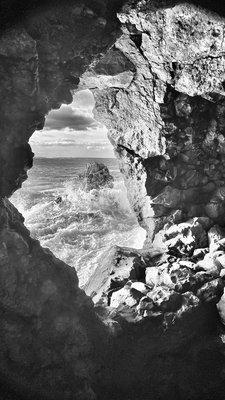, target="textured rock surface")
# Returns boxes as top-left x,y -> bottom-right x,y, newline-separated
84,162 -> 114,191
2,1 -> 225,400
93,218 -> 224,325
0,2 -> 122,399
0,198 -> 106,400
91,1 -> 225,243
0,0 -> 120,199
